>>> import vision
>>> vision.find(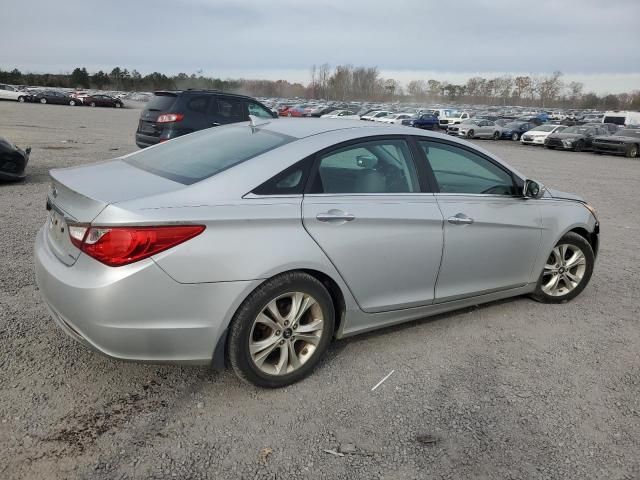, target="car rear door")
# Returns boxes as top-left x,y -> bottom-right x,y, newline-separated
302,136 -> 444,313
417,138 -> 542,302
